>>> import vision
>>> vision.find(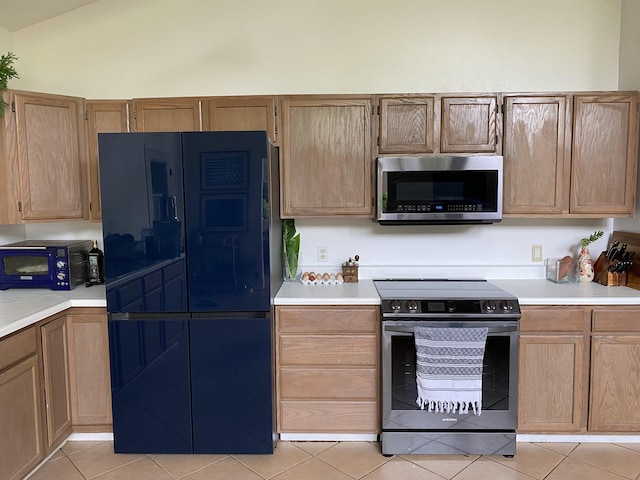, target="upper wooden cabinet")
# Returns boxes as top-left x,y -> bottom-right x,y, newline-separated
377,96 -> 435,154
132,97 -> 202,132
570,94 -> 638,215
203,96 -> 278,145
280,95 -> 374,218
503,92 -> 639,217
0,90 -> 87,223
440,95 -> 498,153
85,100 -> 130,221
503,95 -> 570,215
